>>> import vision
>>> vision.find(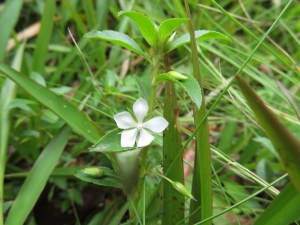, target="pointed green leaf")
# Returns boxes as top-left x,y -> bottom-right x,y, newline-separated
158,18 -> 188,42
118,11 -> 157,46
254,182 -> 300,225
236,75 -> 300,193
0,62 -> 104,143
277,80 -> 300,121
166,30 -> 231,53
156,73 -> 202,109
90,129 -> 135,153
84,30 -> 149,60
75,166 -> 123,189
